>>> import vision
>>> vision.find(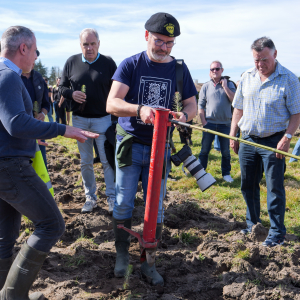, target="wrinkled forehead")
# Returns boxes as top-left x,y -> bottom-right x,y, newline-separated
210,62 -> 221,69
252,47 -> 274,59
80,32 -> 98,43
150,31 -> 175,42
